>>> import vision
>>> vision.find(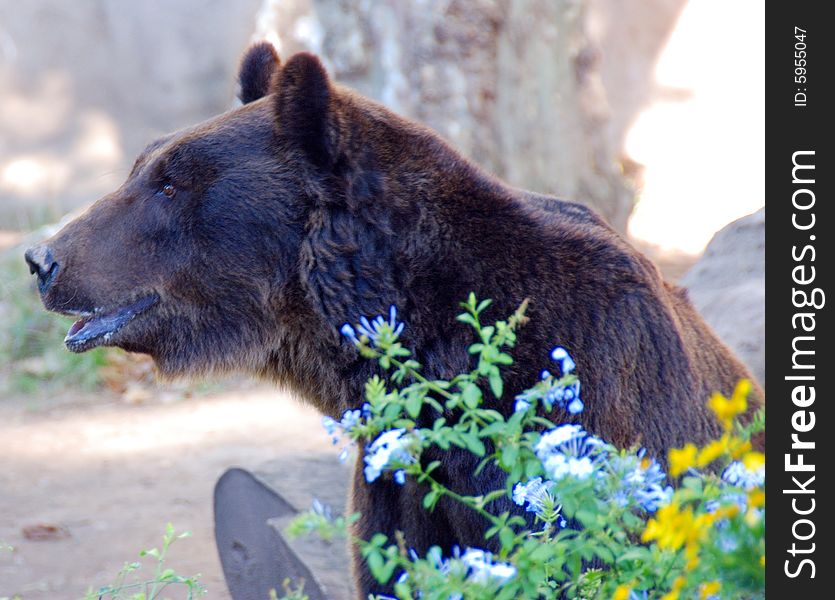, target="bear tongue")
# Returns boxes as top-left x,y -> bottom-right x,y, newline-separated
65,309 -> 130,349
67,317 -> 91,337
64,295 -> 158,352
